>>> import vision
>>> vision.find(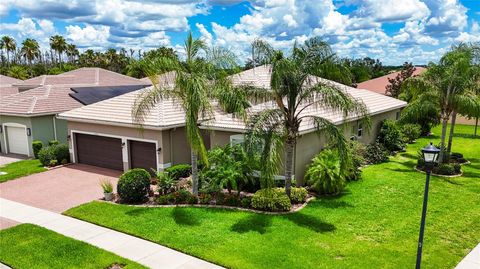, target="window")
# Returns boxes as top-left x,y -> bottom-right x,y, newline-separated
230,134 -> 245,146
357,123 -> 363,138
